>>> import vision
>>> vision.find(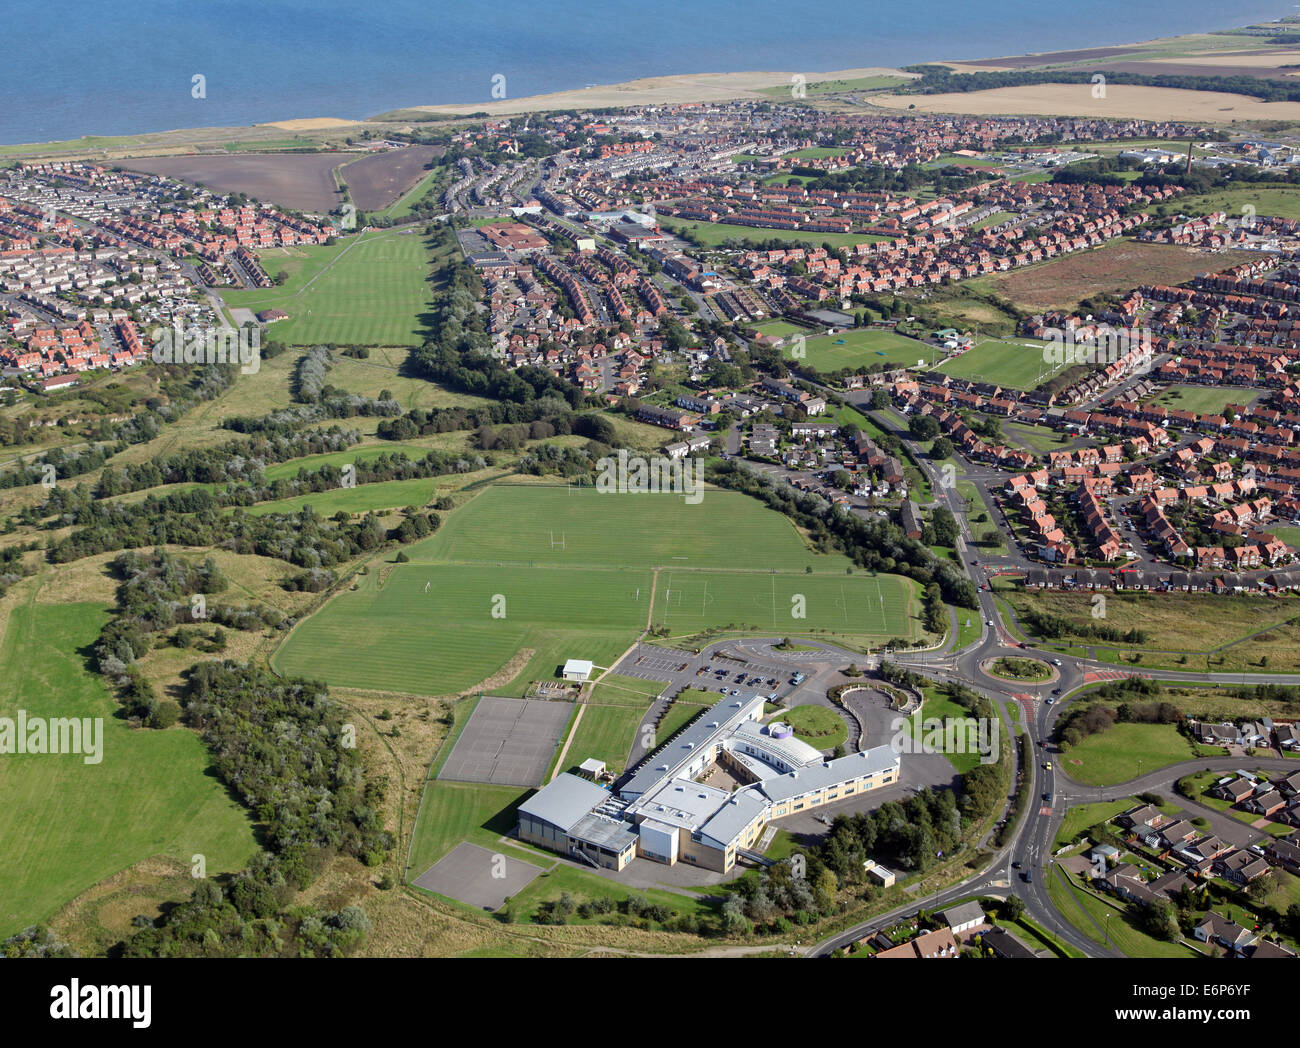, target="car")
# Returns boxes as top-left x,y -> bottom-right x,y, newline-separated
986,619 -> 995,627
1043,791 -> 1052,802
1045,697 -> 1055,706
1052,687 -> 1062,695
1052,659 -> 1062,667
1044,761 -> 1052,771
767,693 -> 778,701
1023,870 -> 1033,883
1250,844 -> 1267,856
1011,860 -> 1022,869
